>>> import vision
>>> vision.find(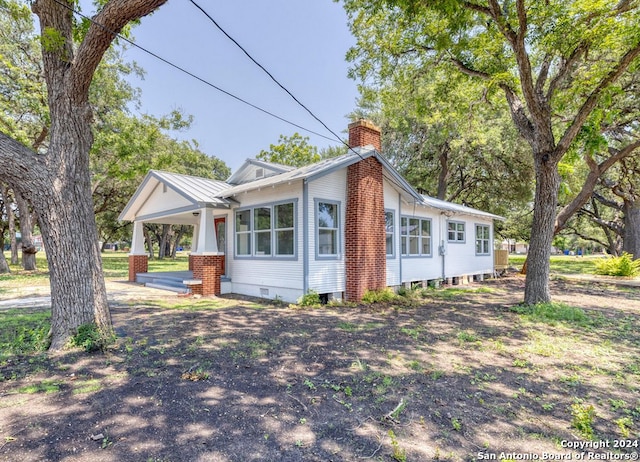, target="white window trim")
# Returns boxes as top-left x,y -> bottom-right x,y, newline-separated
234,199 -> 298,260
447,220 -> 466,243
315,199 -> 341,260
400,216 -> 433,257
